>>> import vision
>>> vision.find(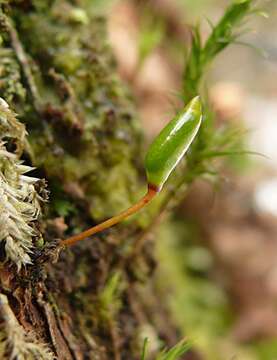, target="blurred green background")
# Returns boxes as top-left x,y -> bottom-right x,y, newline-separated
95,0 -> 277,358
